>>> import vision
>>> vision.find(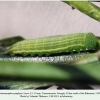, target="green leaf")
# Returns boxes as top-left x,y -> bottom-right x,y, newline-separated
0,81 -> 54,90
63,1 -> 100,22
65,51 -> 100,64
0,60 -> 99,84
0,52 -> 93,63
0,36 -> 24,47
